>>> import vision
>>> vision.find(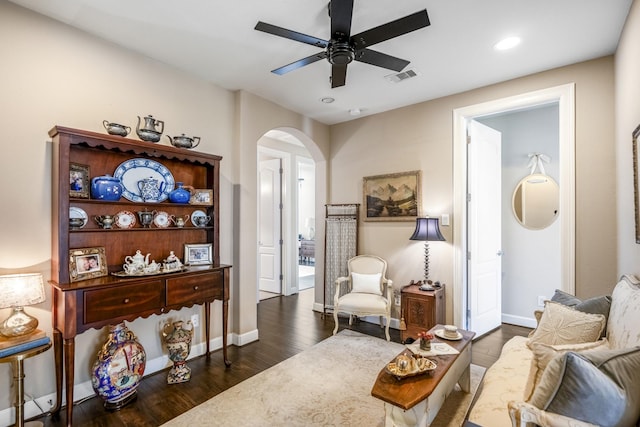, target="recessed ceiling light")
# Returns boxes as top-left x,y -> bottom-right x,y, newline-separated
320,97 -> 335,103
494,36 -> 521,51
349,108 -> 361,116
